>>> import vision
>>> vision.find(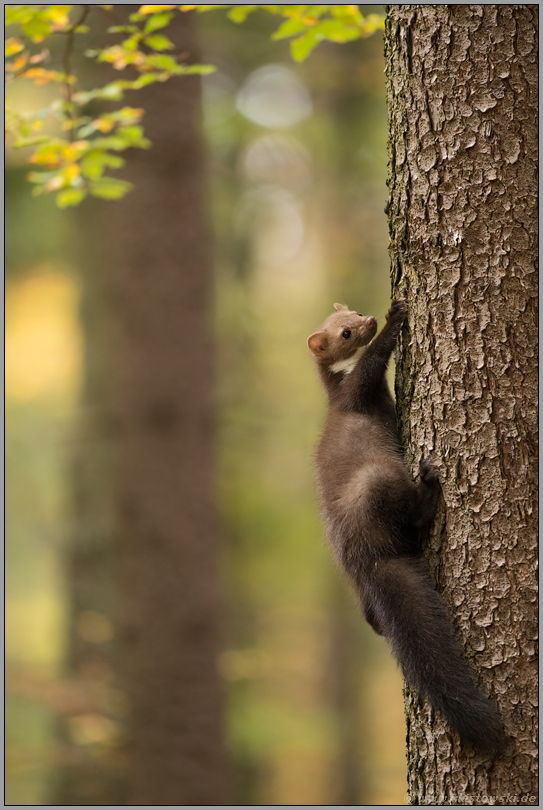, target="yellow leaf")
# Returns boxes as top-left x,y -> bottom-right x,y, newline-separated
64,163 -> 81,180
139,4 -> 177,14
47,9 -> 70,26
95,118 -> 114,132
30,149 -> 61,167
63,141 -> 88,161
5,38 -> 25,57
